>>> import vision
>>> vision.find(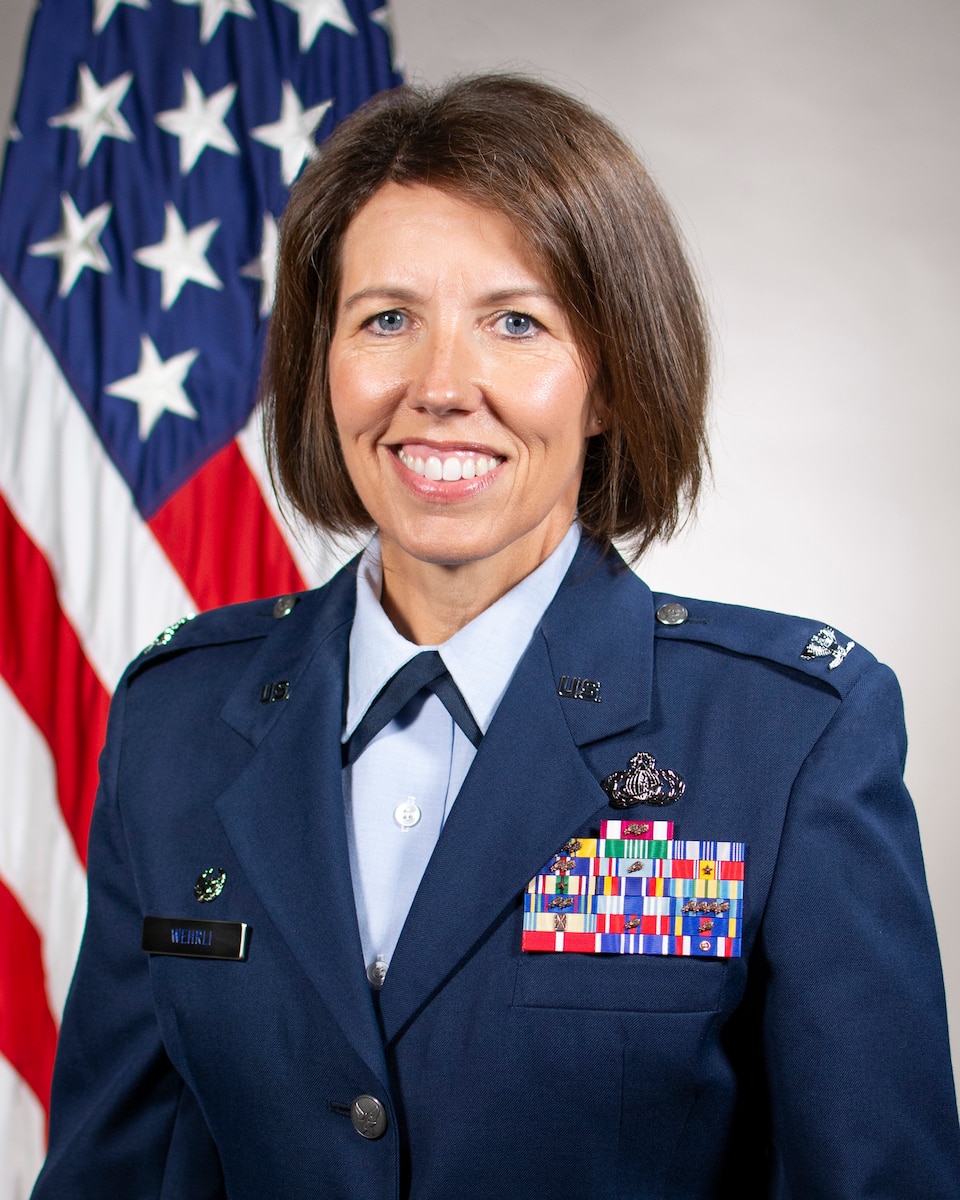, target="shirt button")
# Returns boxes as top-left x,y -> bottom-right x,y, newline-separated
366,956 -> 388,989
394,798 -> 421,829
